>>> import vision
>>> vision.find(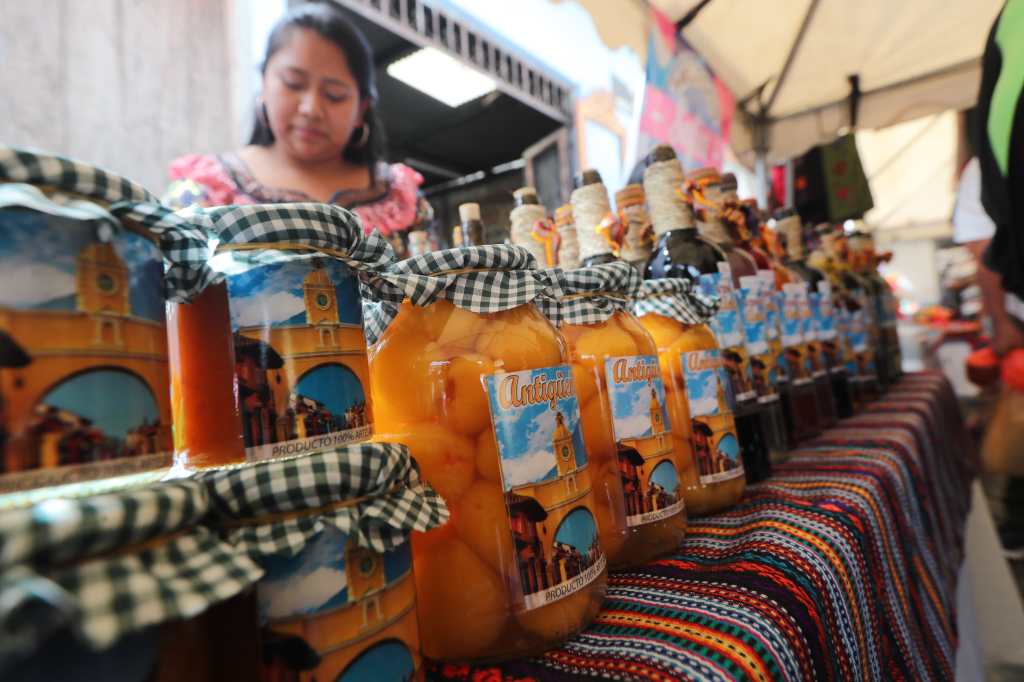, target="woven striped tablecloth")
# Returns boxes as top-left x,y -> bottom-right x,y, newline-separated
429,372 -> 972,681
